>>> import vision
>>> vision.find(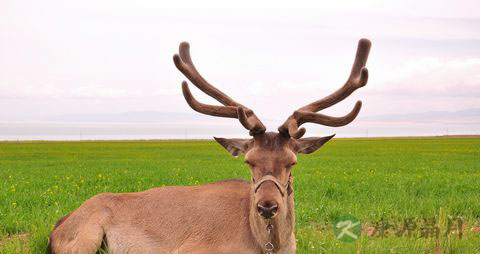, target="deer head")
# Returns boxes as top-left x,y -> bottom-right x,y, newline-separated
173,39 -> 371,220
